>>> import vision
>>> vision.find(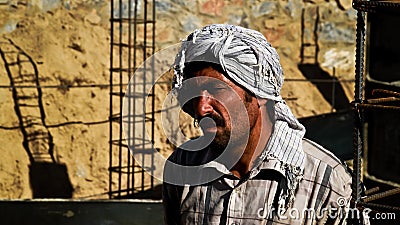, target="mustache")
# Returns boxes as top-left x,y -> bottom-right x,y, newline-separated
198,114 -> 225,126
